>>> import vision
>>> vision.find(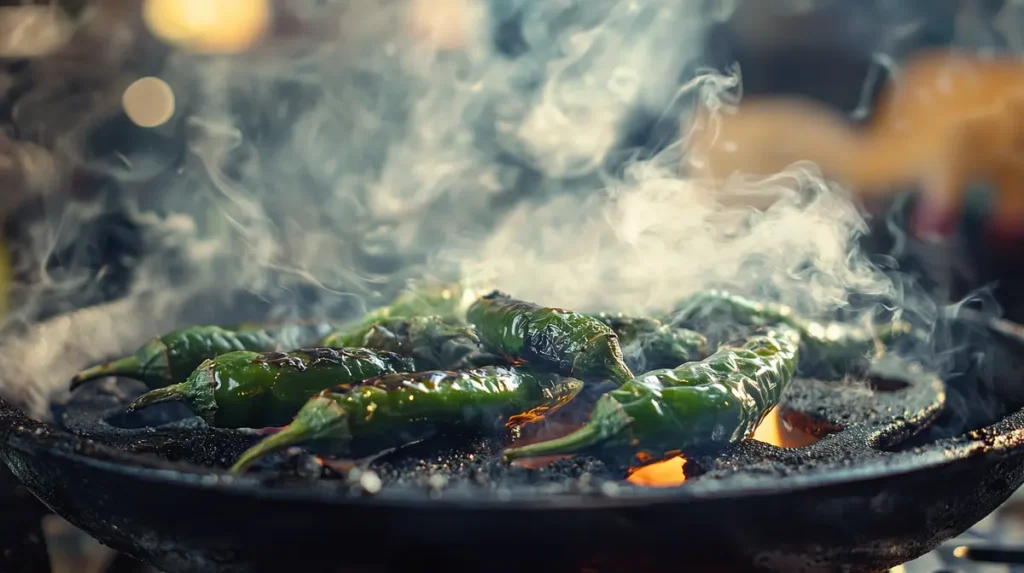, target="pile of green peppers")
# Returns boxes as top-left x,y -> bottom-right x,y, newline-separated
68,283 -> 917,475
